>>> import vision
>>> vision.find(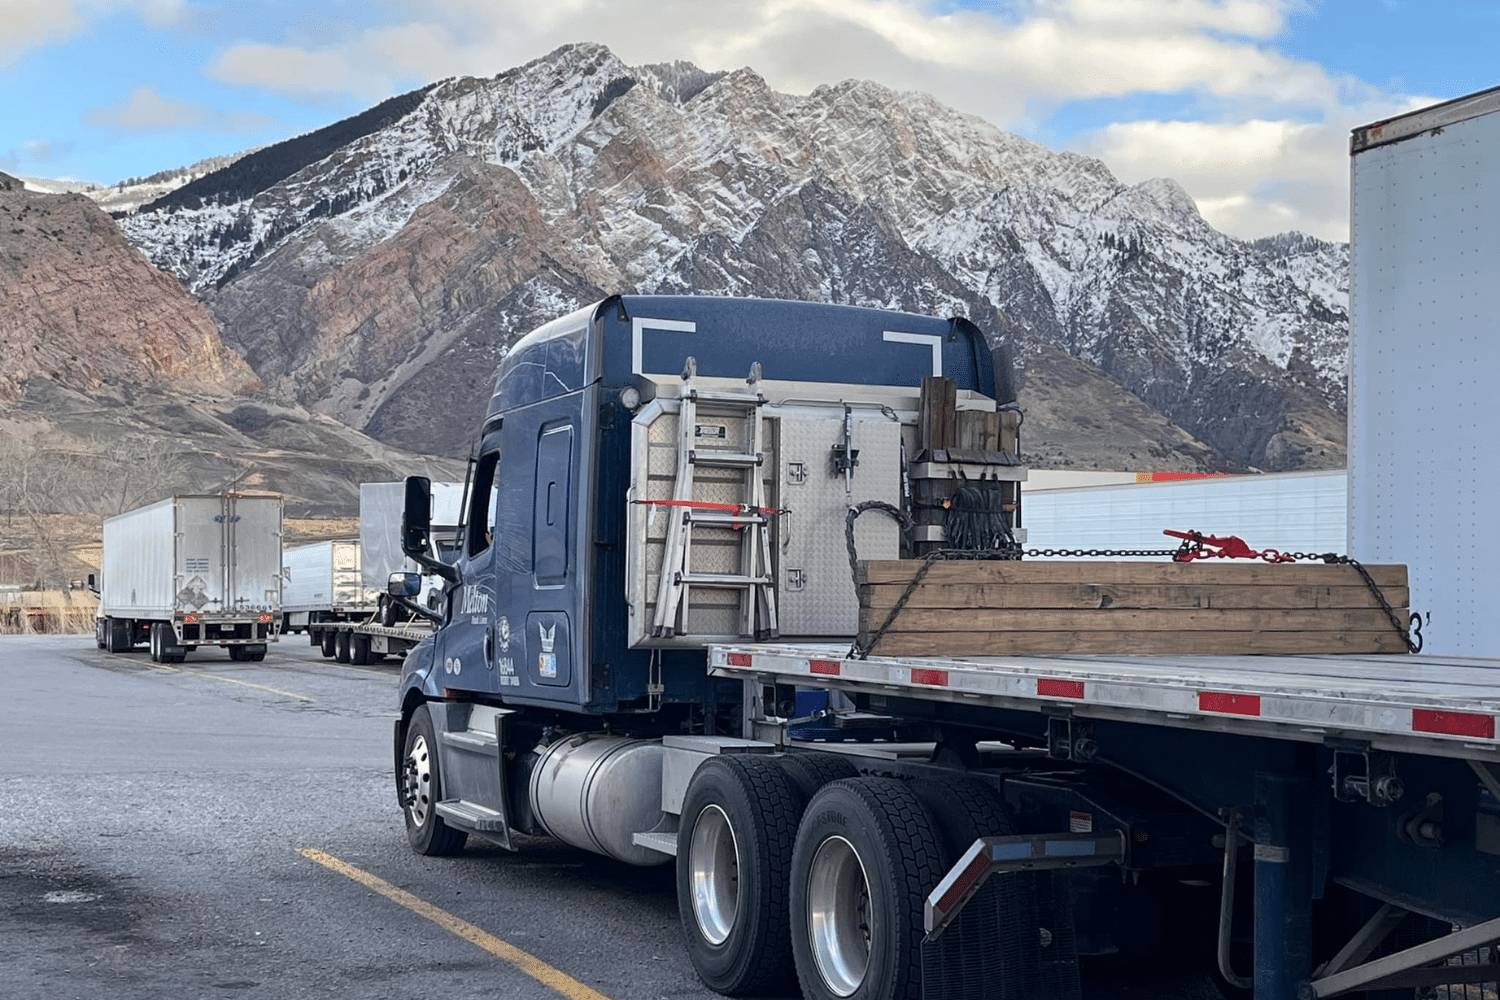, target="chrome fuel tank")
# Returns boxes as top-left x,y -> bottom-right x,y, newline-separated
528,735 -> 668,866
